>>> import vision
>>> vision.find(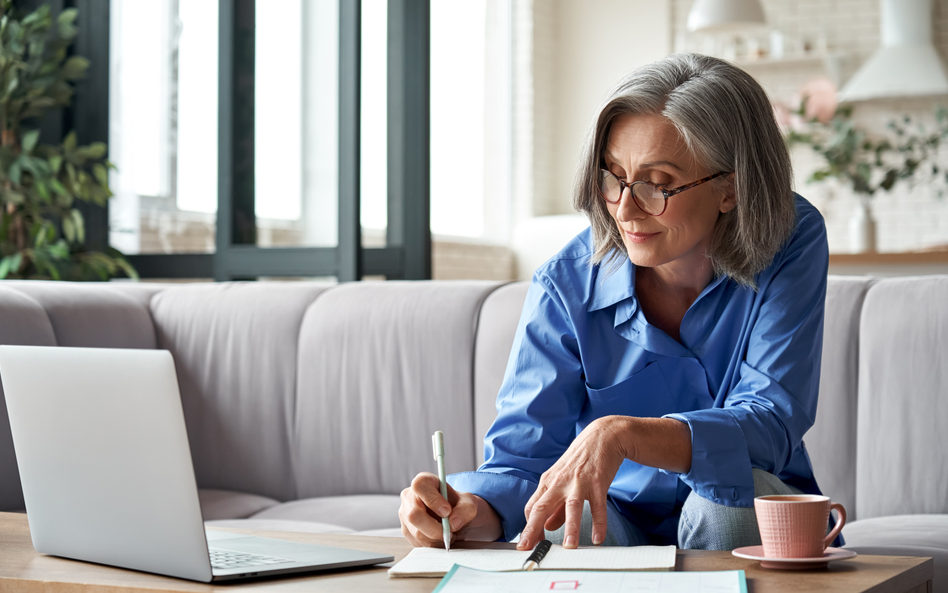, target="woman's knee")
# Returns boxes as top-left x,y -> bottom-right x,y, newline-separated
678,470 -> 799,550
